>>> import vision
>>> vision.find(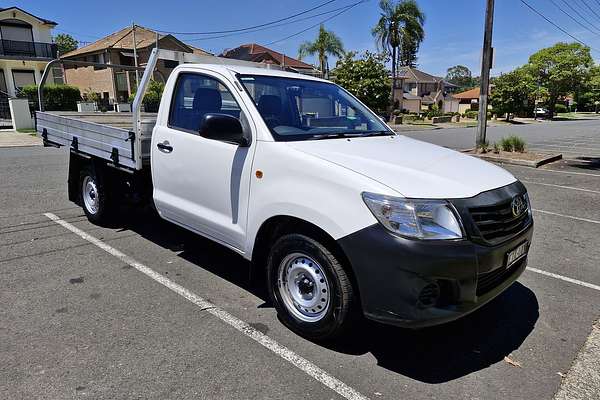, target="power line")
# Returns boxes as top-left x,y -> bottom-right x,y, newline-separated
153,0 -> 338,35
266,0 -> 368,46
519,0 -> 599,52
547,0 -> 600,36
575,0 -> 600,24
556,0 -> 600,33
185,3 -> 359,42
